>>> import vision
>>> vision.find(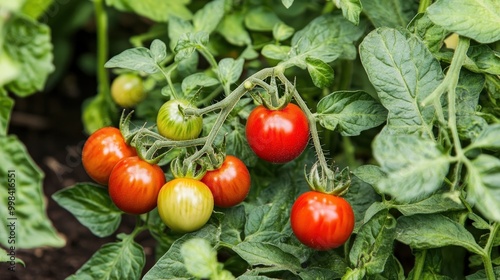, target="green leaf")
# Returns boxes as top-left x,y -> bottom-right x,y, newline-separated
193,0 -> 224,34
5,13 -> 54,97
143,225 -> 220,280
168,16 -> 194,50
180,238 -> 218,278
332,0 -> 363,25
373,132 -> 450,203
225,124 -> 259,167
0,136 -> 64,248
105,0 -> 192,22
344,176 -> 382,232
305,57 -> 334,88
359,28 -> 444,135
427,0 -> 500,44
349,210 -> 397,275
352,165 -> 386,186
281,0 -> 294,9
233,242 -> 301,273
149,39 -> 167,64
217,12 -> 252,46
467,154 -> 500,222
0,52 -> 20,87
105,47 -> 159,73
407,13 -> 447,54
220,206 -> 246,245
52,183 -> 122,238
217,58 -> 244,89
286,14 -> 364,68
469,124 -> 500,150
181,72 -> 220,97
396,214 -> 483,254
0,246 -> 25,268
68,235 -> 145,280
174,31 -> 209,61
244,7 -> 282,32
0,95 -> 14,136
407,249 -> 456,280
272,22 -> 294,41
466,266 -> 500,279
82,95 -> 117,134
360,0 -> 418,28
390,192 -> 464,216
465,45 -> 500,75
316,90 -> 387,136
261,45 -> 291,61
21,0 -> 53,19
